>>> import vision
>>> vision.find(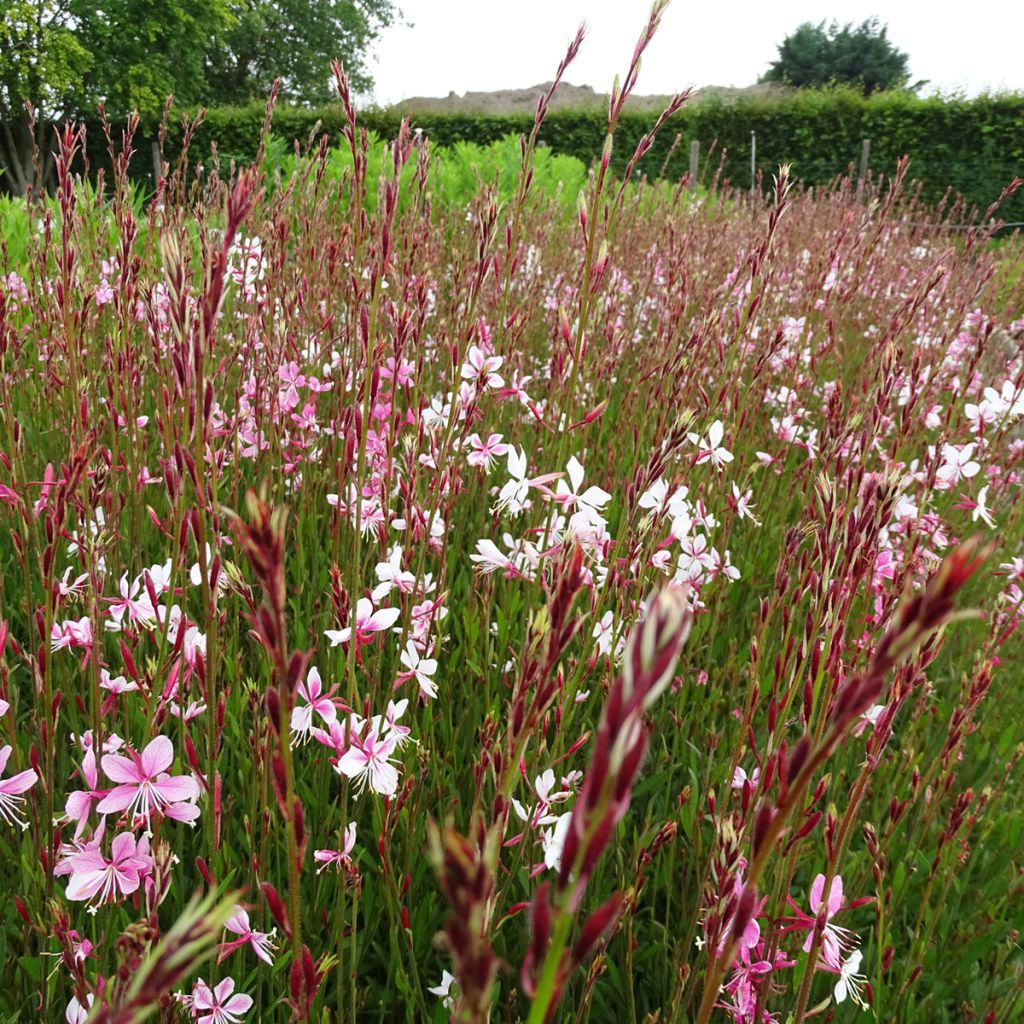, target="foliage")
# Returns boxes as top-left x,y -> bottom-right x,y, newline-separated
82,90 -> 1021,224
0,0 -> 232,195
69,0 -> 233,119
0,0 -> 398,193
0,0 -> 92,192
264,131 -> 587,214
761,18 -> 915,95
205,0 -> 400,104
